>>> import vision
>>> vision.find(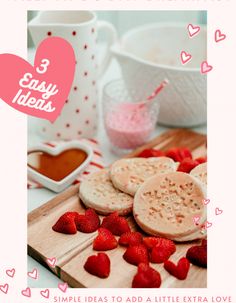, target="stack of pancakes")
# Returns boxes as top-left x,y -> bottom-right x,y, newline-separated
79,157 -> 207,242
